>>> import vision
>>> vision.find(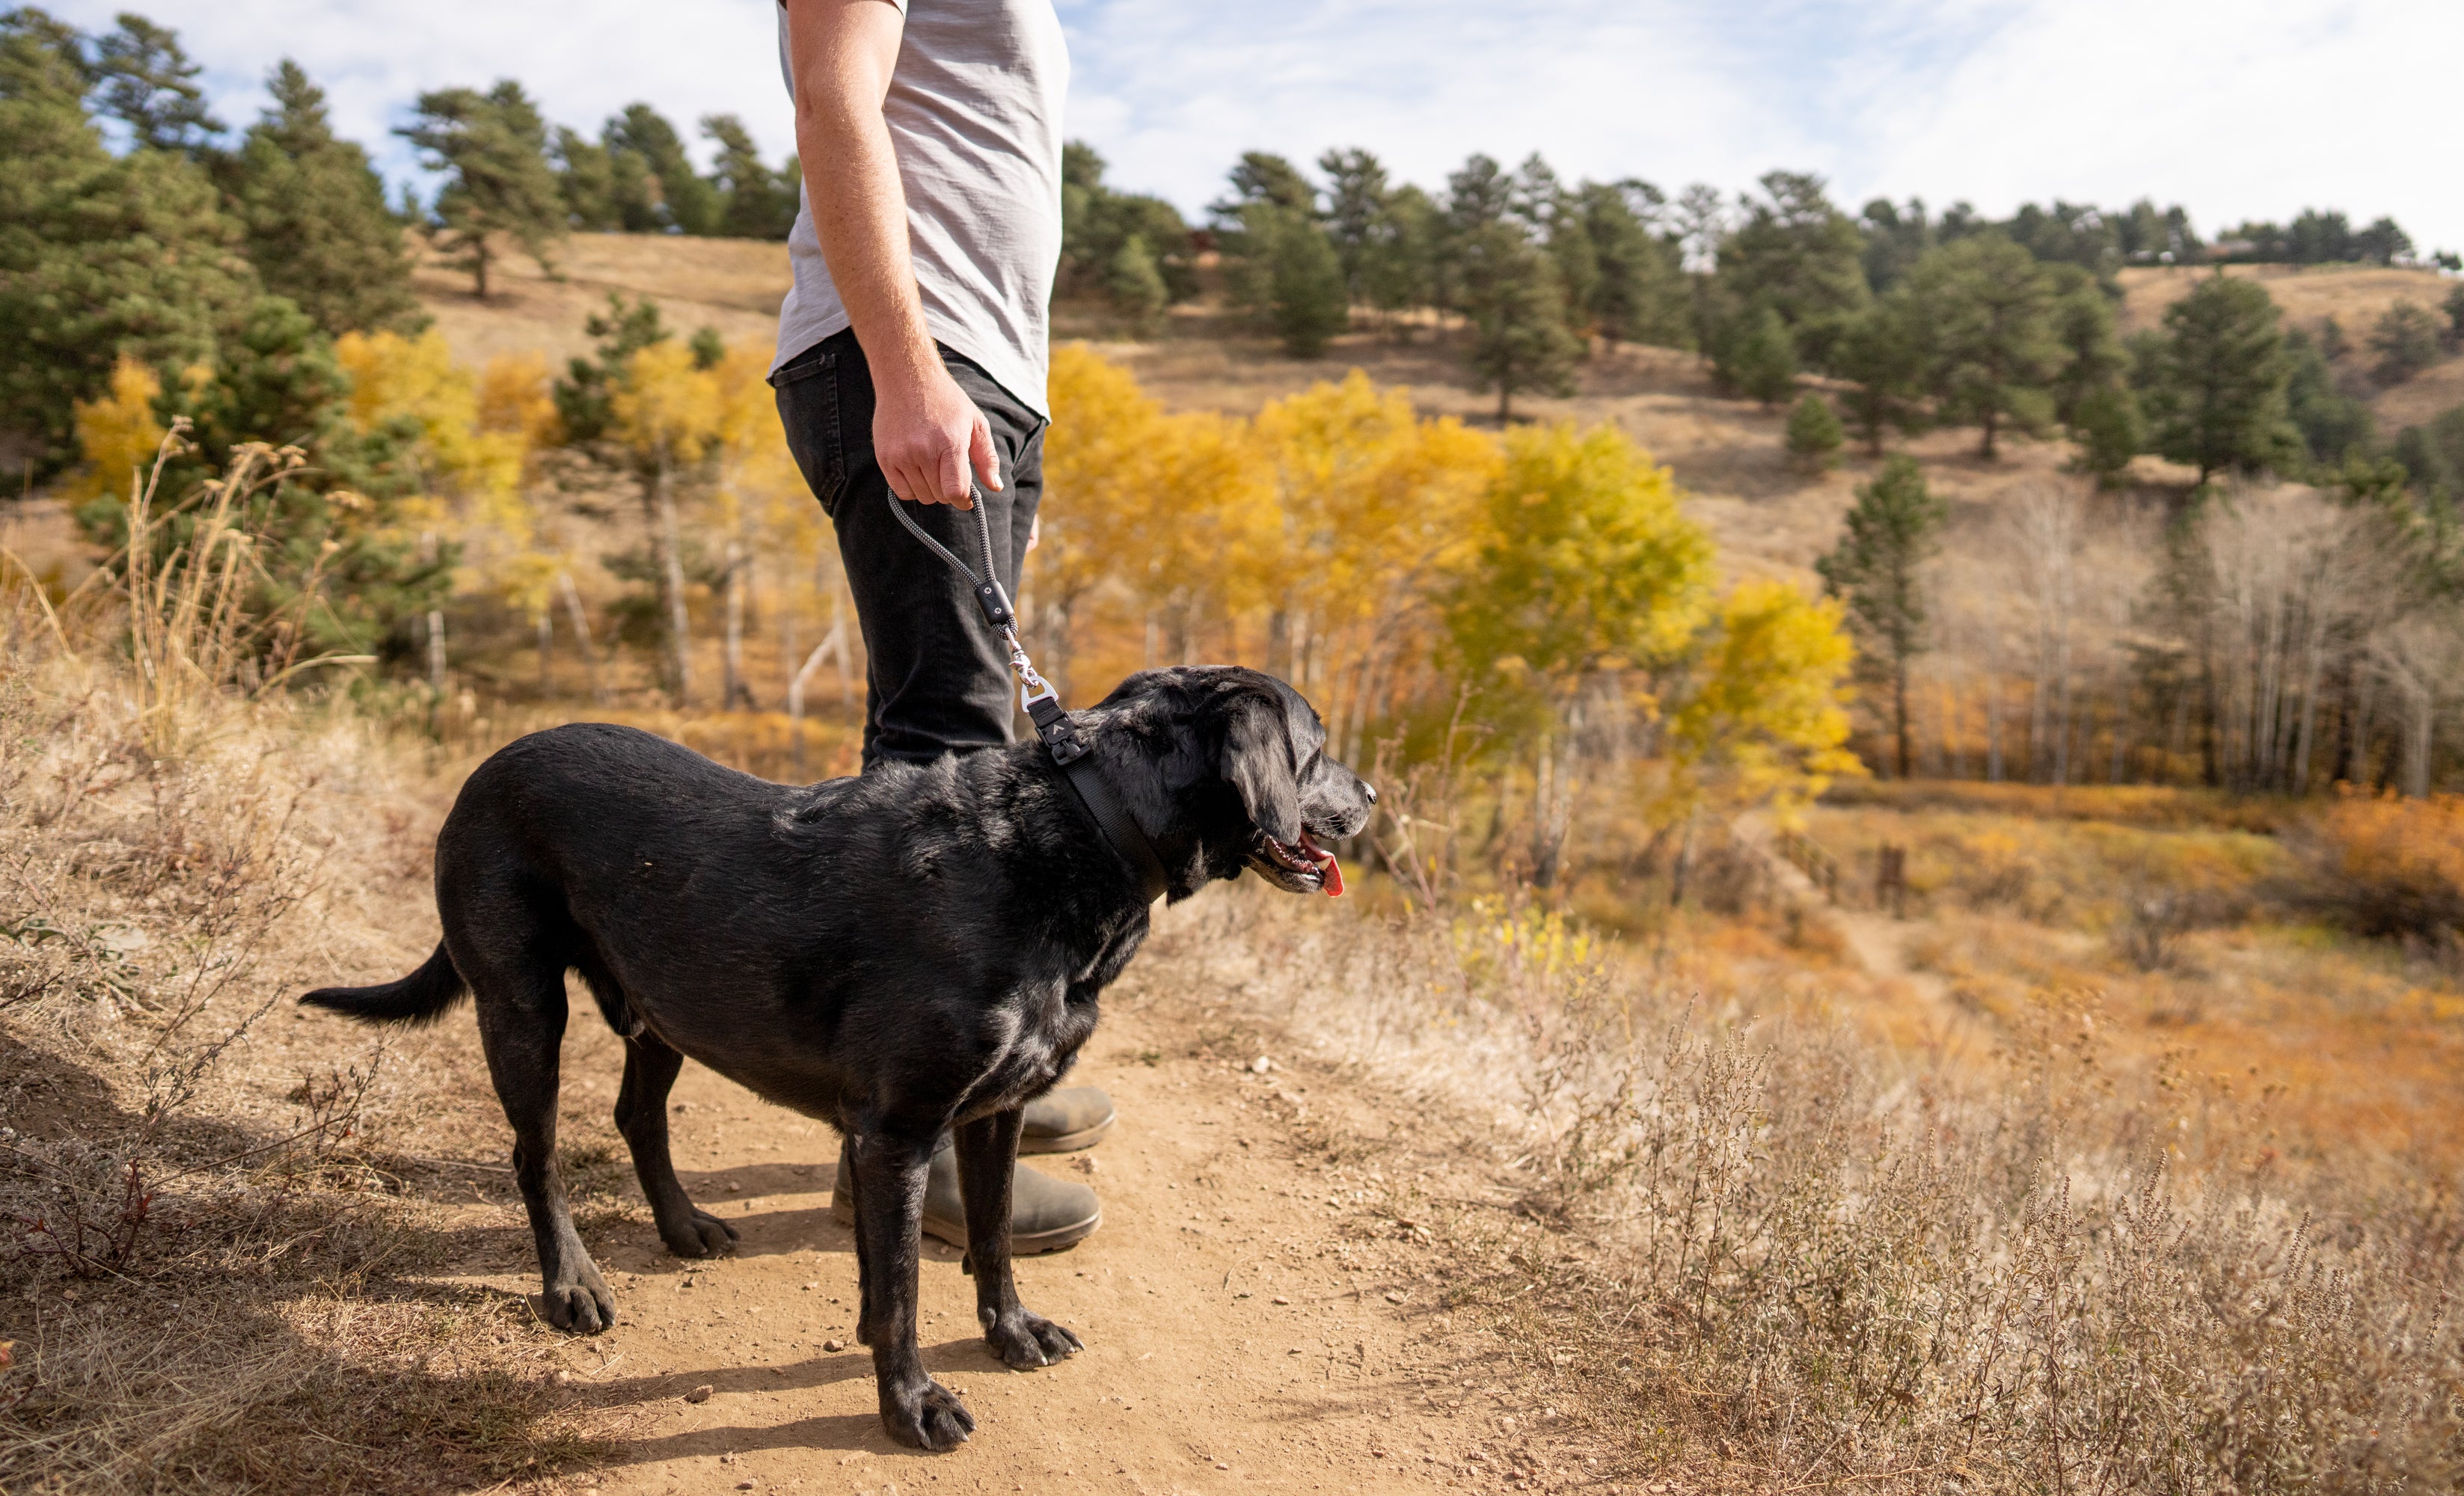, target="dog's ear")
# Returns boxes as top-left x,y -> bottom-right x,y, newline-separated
1218,690 -> 1302,844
